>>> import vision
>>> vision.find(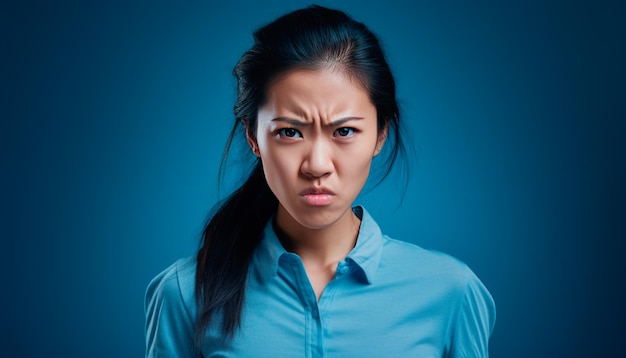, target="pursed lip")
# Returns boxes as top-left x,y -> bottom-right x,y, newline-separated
299,187 -> 336,196
299,187 -> 336,206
